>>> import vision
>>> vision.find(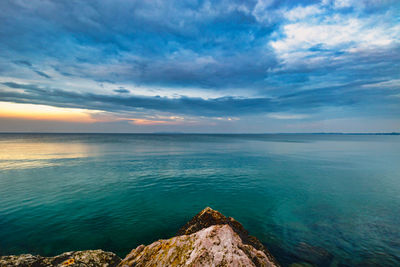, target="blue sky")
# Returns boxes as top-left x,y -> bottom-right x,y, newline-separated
0,0 -> 399,133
